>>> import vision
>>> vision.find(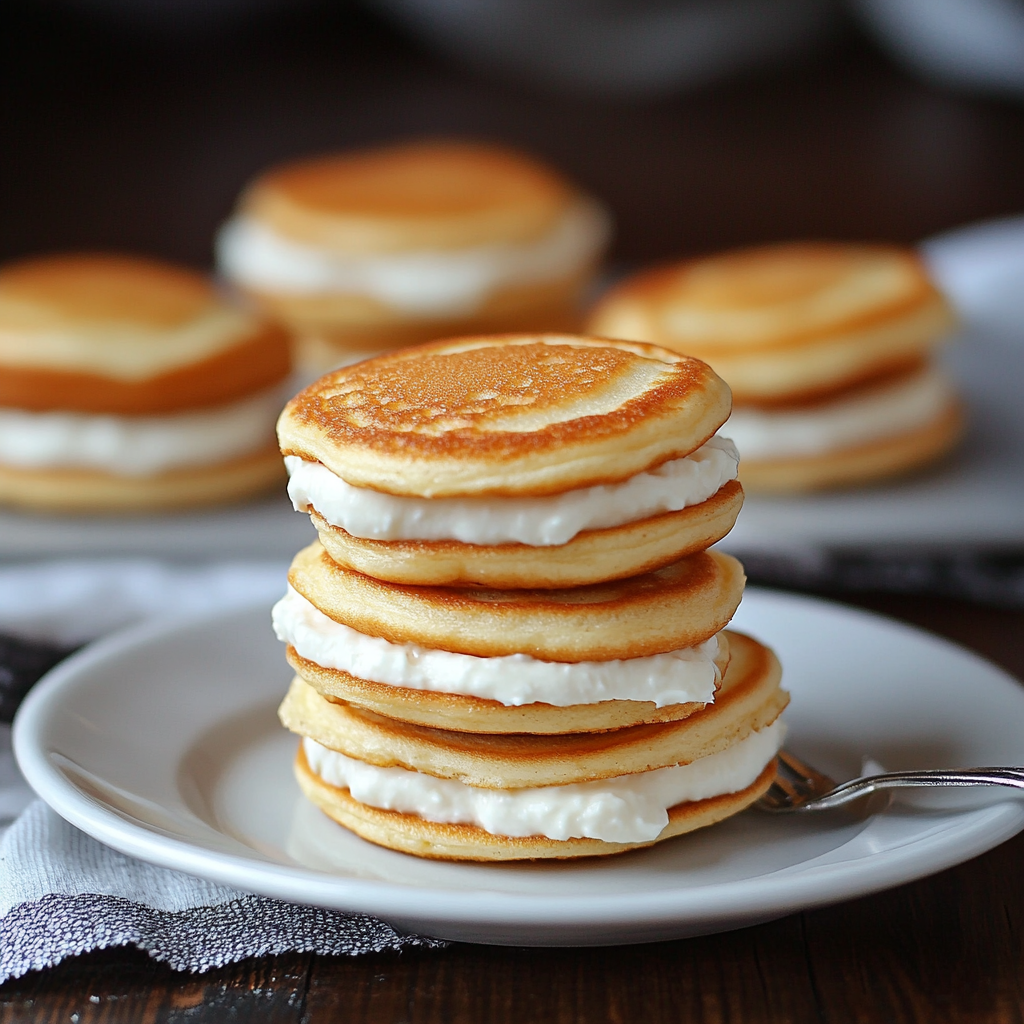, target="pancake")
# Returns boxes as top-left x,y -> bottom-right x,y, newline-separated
238,142 -> 579,252
289,539 -> 746,660
278,334 -> 733,498
307,478 -> 744,588
738,397 -> 964,492
284,630 -> 729,734
217,142 -> 611,367
0,445 -> 284,512
295,748 -> 776,861
0,254 -> 291,414
280,630 -> 785,784
587,242 -> 955,403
